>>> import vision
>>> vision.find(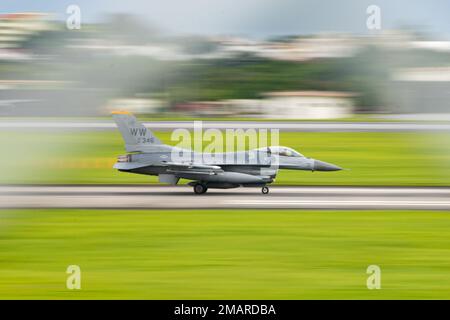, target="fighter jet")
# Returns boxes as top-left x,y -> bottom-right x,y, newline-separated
112,111 -> 342,194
